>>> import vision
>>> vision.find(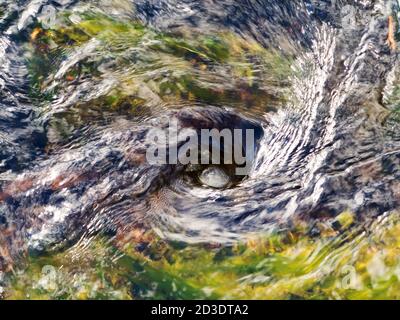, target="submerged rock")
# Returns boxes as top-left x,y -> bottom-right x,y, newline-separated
199,167 -> 230,189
